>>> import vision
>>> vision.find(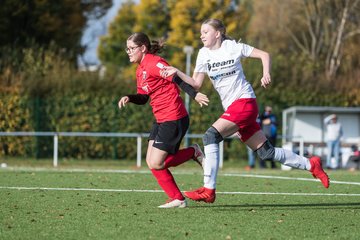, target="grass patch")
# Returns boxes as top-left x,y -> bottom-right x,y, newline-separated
0,162 -> 359,239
